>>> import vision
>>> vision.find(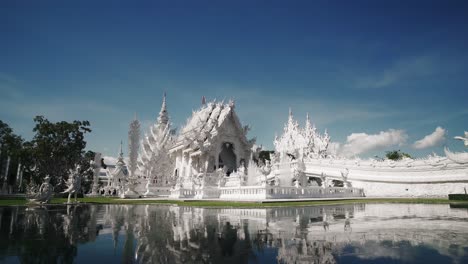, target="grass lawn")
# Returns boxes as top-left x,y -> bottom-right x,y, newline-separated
1,196 -> 468,208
